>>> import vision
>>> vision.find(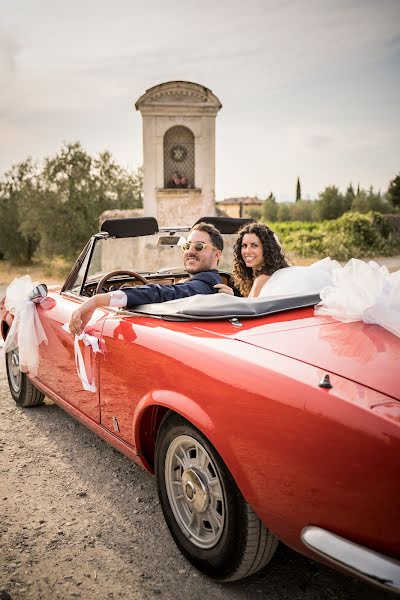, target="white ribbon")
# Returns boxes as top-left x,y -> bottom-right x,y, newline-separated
1,275 -> 48,376
62,324 -> 102,392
